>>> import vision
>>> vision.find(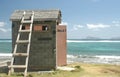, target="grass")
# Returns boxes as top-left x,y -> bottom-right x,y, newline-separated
0,63 -> 120,77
